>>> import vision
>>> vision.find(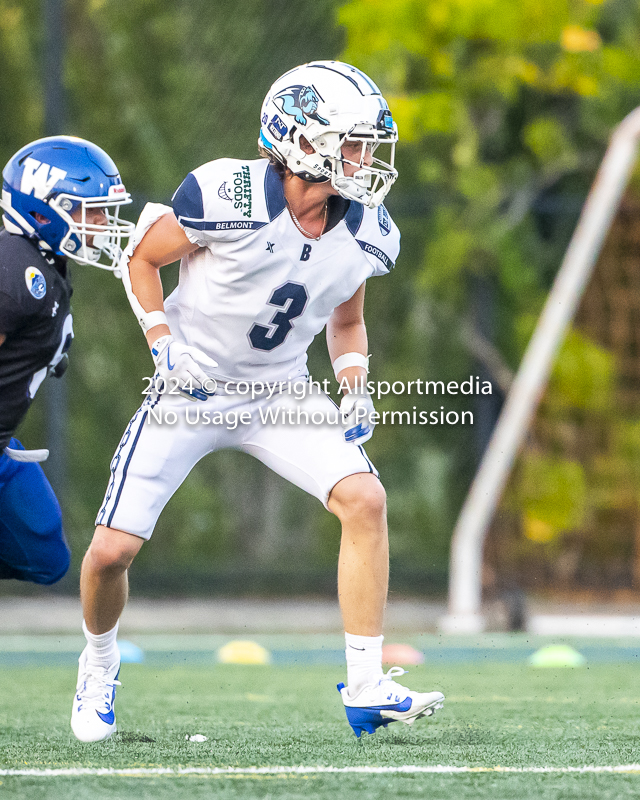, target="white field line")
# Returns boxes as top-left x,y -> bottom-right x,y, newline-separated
2,765 -> 640,777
